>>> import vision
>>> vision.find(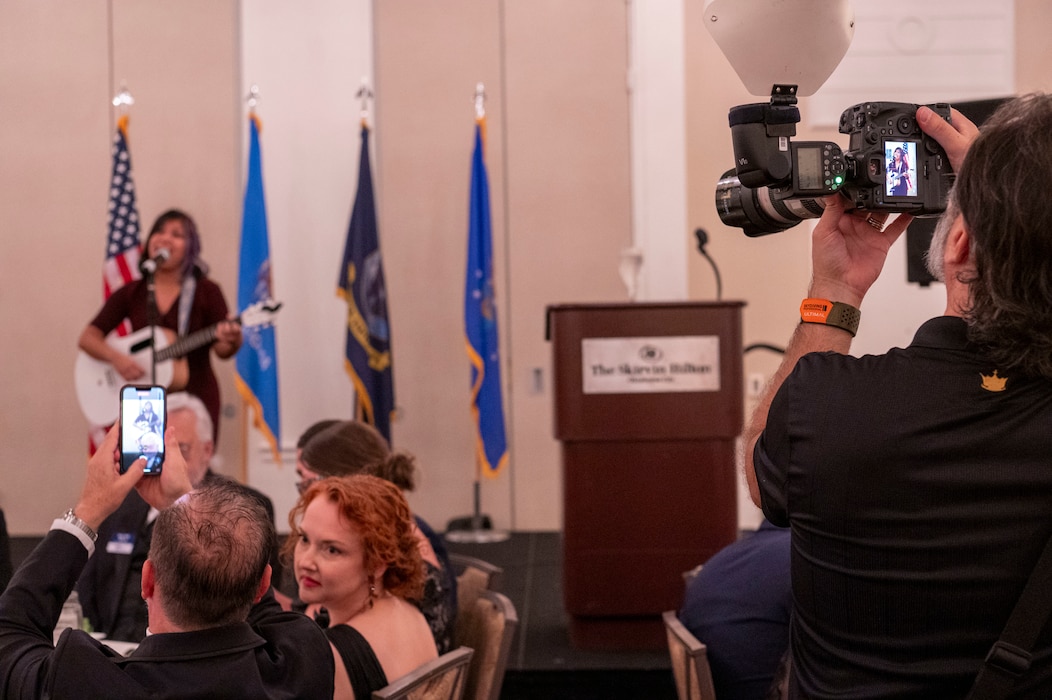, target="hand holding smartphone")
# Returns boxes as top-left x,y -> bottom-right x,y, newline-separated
119,385 -> 166,475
